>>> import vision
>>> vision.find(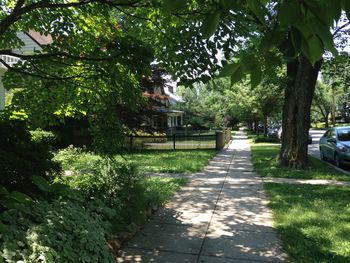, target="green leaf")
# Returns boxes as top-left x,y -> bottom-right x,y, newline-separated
302,35 -> 324,66
314,26 -> 337,57
201,13 -> 220,39
260,30 -> 285,52
0,186 -> 9,196
247,0 -> 267,24
278,1 -> 302,27
342,0 -> 350,21
307,0 -> 341,26
50,183 -> 71,196
264,51 -> 282,68
162,0 -> 187,13
9,191 -> 32,204
291,27 -> 302,54
230,65 -> 243,85
219,63 -> 240,77
242,55 -> 258,72
302,17 -> 338,57
0,221 -> 7,233
250,65 -> 262,88
222,0 -> 239,9
326,0 -> 342,23
32,175 -> 51,192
